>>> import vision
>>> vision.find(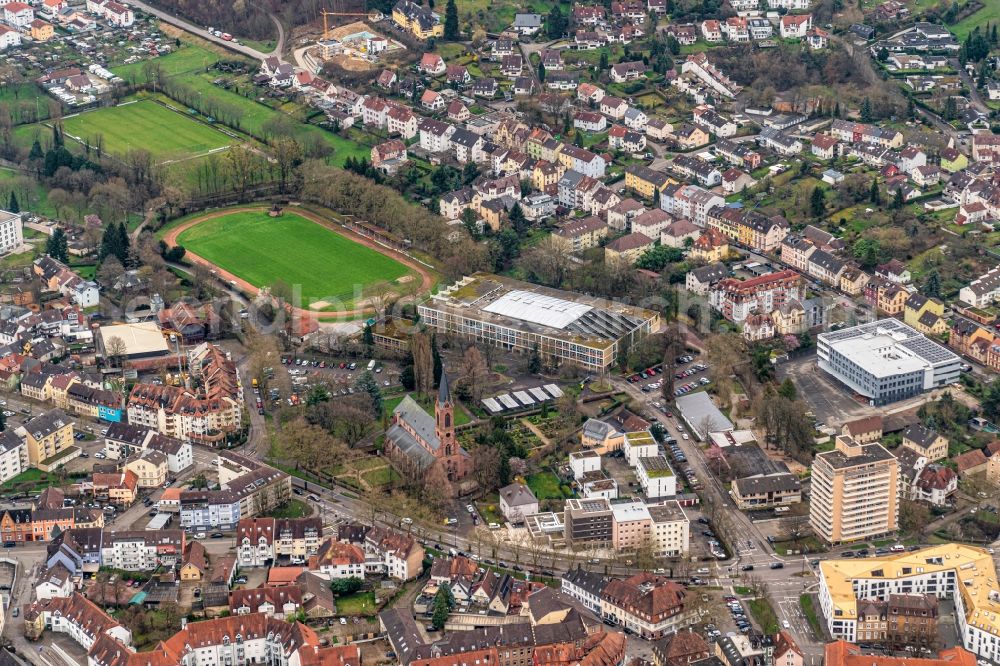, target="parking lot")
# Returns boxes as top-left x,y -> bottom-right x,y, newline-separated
624,352 -> 711,400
